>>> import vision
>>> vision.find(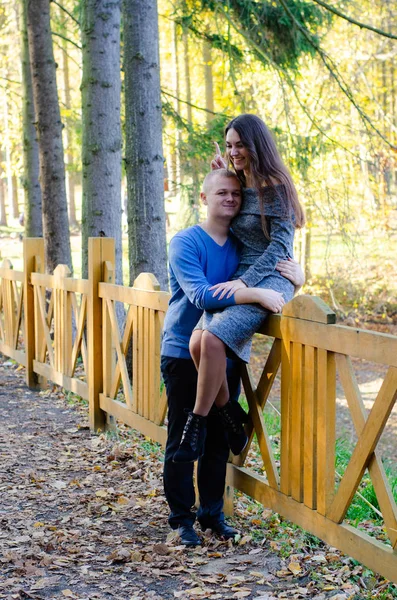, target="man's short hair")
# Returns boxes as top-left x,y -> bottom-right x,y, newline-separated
202,169 -> 241,194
